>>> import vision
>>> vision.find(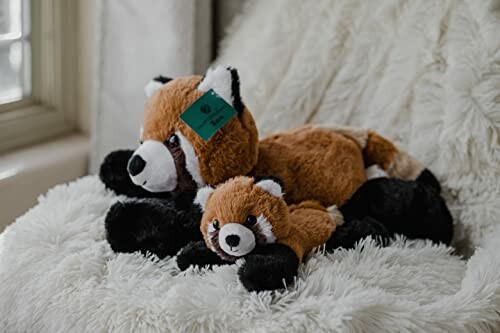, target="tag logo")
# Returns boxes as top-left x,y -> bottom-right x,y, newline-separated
200,104 -> 211,114
179,89 -> 238,141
